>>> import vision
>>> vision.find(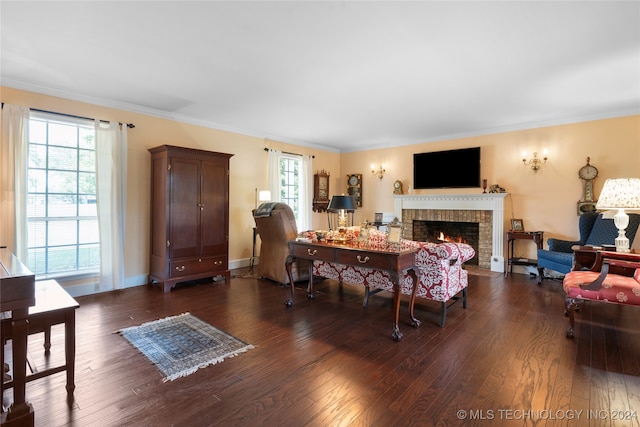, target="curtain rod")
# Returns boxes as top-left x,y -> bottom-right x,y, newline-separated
264,147 -> 314,158
29,107 -> 135,128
